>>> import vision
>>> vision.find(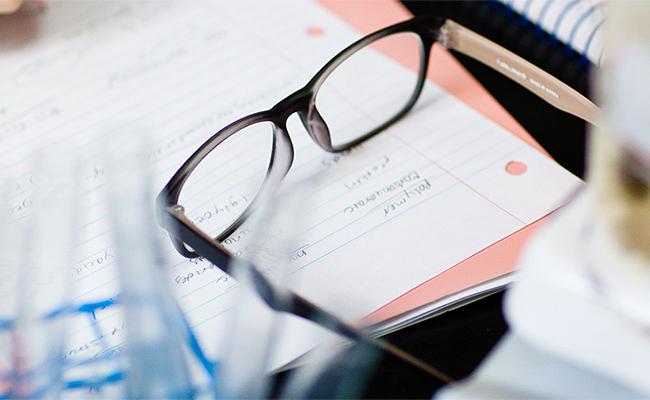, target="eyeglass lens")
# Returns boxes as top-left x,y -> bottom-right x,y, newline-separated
316,32 -> 423,148
178,31 -> 424,242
